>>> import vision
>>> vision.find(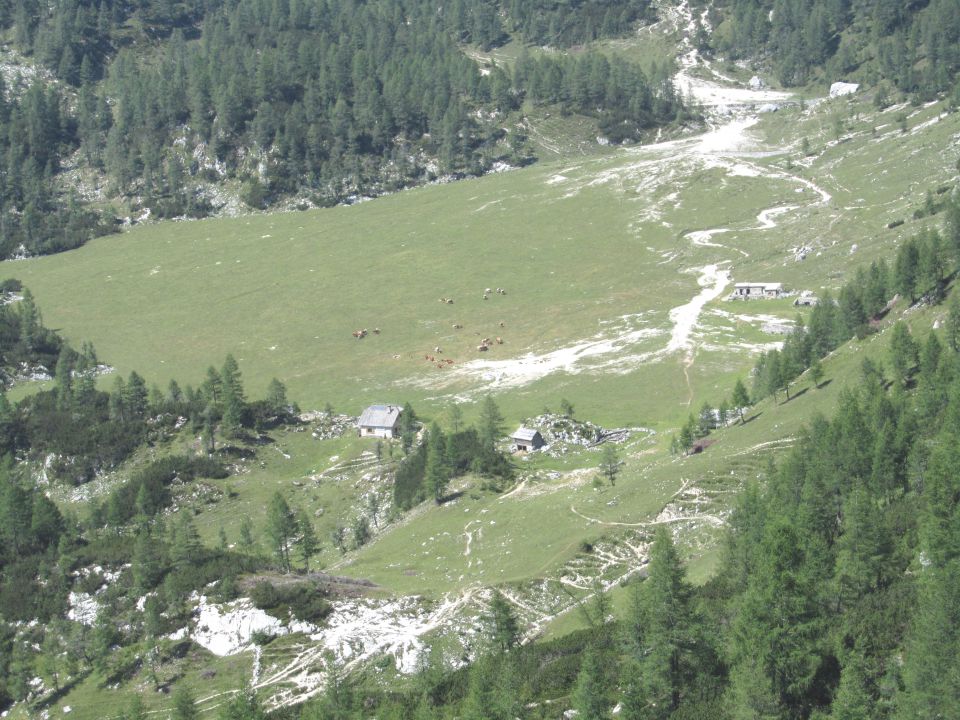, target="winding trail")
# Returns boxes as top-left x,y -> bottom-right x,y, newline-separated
569,504 -> 725,528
